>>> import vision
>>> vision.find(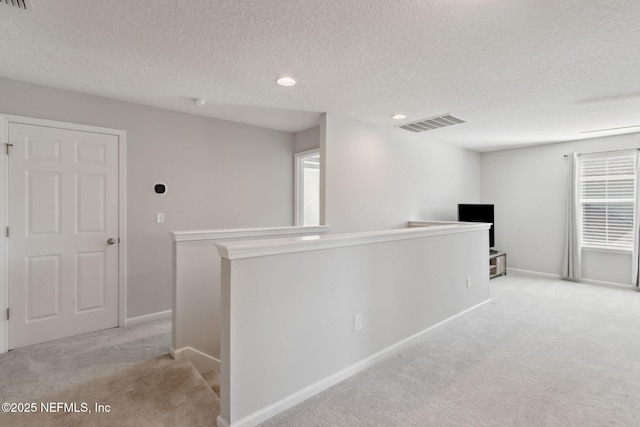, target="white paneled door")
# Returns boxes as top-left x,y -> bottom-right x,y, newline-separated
8,123 -> 119,349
